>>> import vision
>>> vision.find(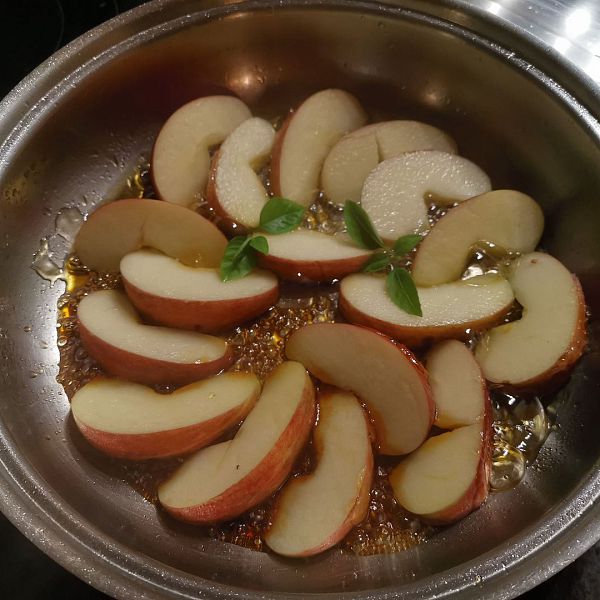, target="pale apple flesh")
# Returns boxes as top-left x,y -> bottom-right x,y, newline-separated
360,151 -> 491,241
475,252 -> 587,389
78,290 -> 233,386
286,323 -> 434,455
258,230 -> 371,281
340,273 -> 515,347
74,199 -> 227,273
389,423 -> 490,525
205,117 -> 276,232
121,250 -> 279,331
412,190 -> 545,286
151,95 -> 252,206
426,340 -> 489,430
158,361 -> 316,523
322,120 -> 457,204
264,389 -> 373,557
271,89 -> 367,207
71,373 -> 260,460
